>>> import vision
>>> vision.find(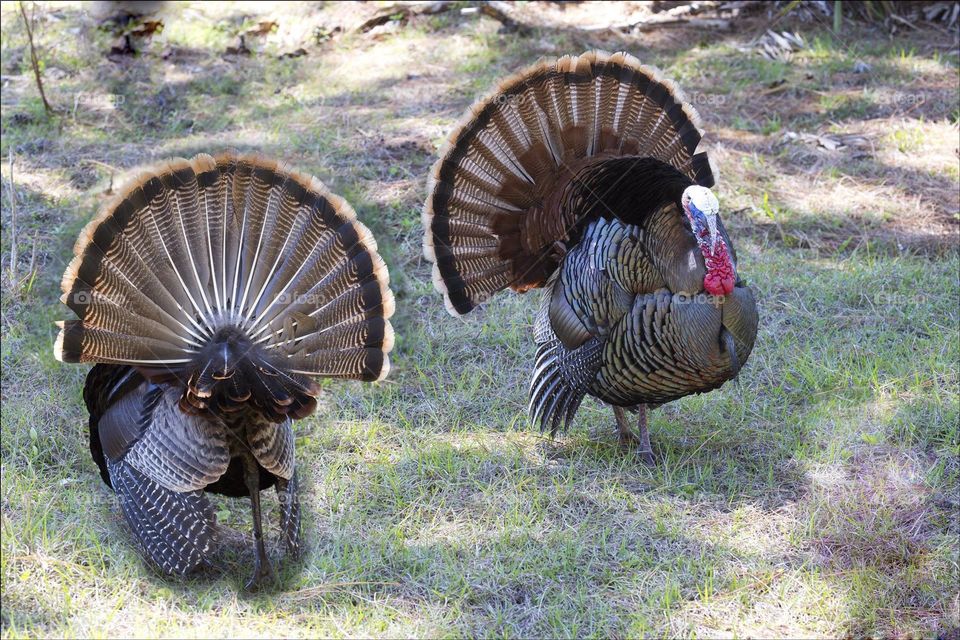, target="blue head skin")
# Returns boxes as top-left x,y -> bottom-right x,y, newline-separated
681,185 -> 721,254
681,185 -> 736,296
